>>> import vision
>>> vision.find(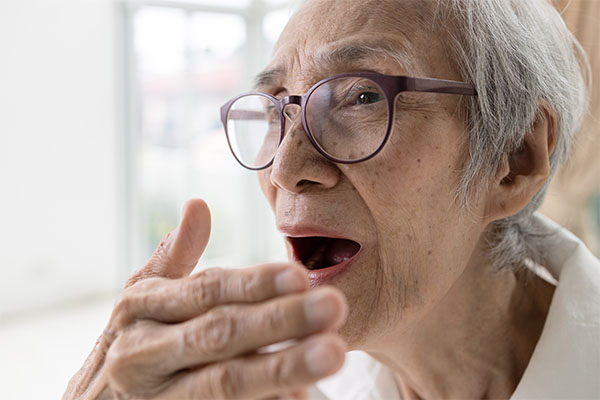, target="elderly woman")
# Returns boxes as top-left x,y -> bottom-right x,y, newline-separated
66,0 -> 599,398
